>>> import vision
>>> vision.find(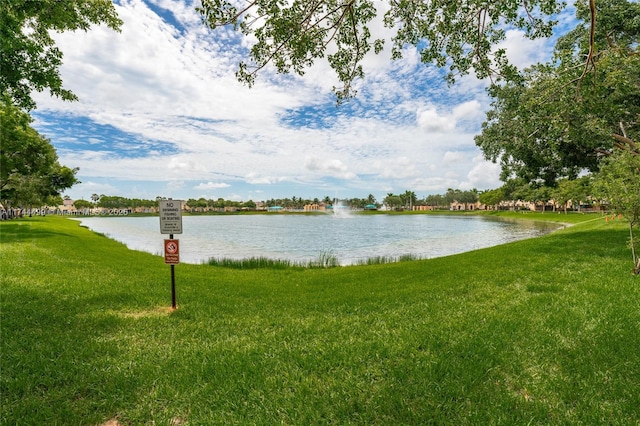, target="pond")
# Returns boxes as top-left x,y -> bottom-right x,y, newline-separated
76,213 -> 561,266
